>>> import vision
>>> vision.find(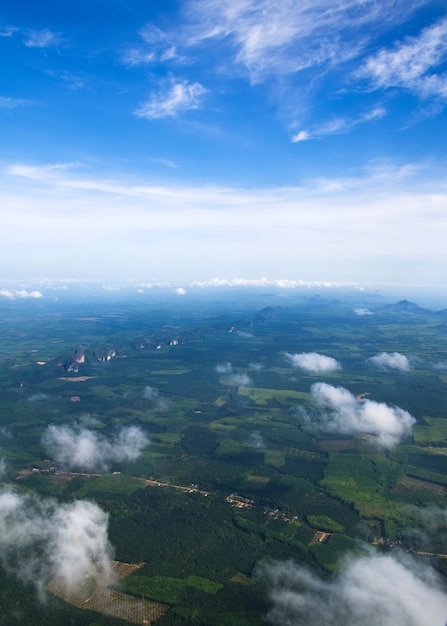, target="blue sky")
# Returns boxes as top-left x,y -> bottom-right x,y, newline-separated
1,0 -> 447,286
